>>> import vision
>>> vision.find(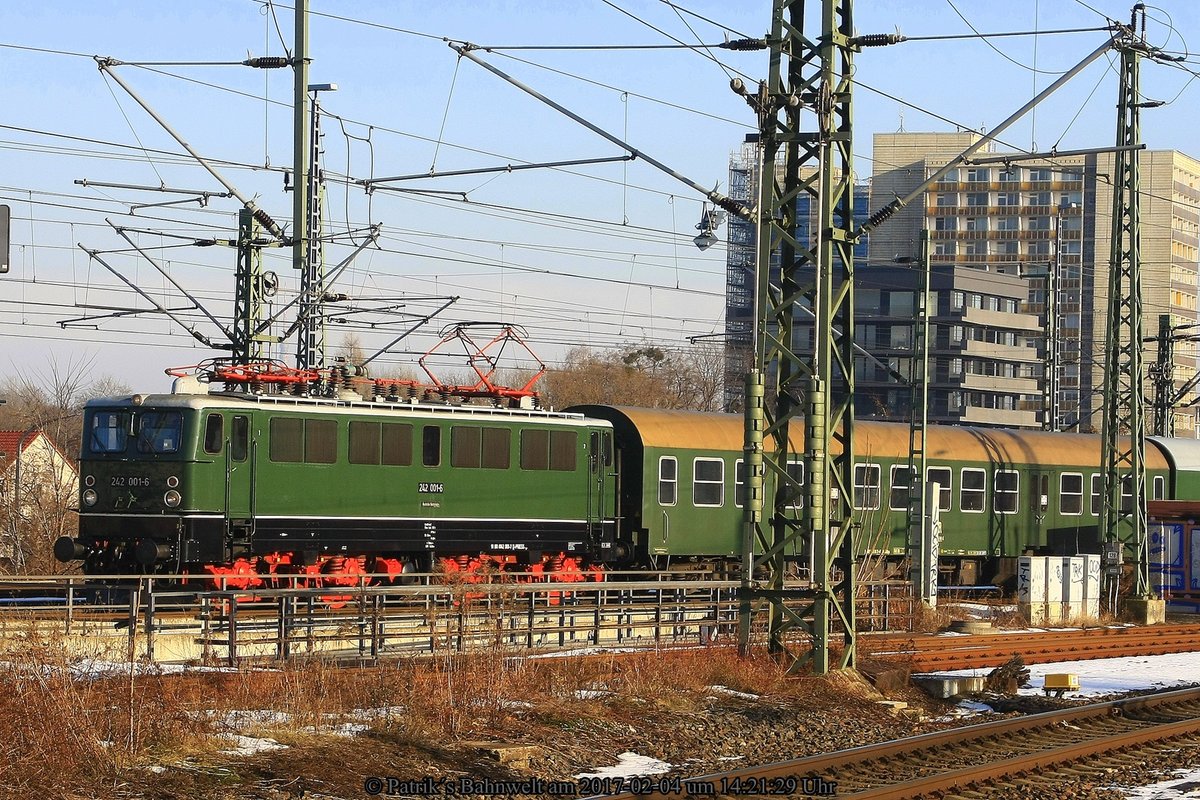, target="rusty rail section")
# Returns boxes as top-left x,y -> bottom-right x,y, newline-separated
586,686 -> 1200,799
867,624 -> 1200,670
